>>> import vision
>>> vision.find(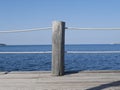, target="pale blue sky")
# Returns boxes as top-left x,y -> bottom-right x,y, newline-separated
0,0 -> 120,45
